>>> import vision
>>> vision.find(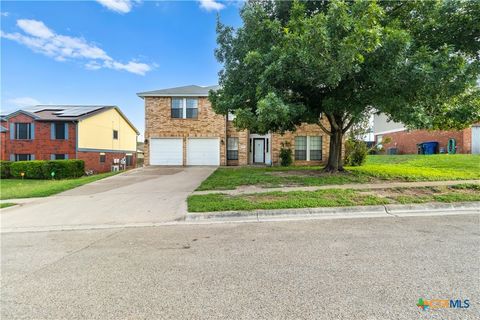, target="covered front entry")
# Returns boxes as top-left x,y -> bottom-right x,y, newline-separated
249,133 -> 271,164
253,139 -> 265,163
